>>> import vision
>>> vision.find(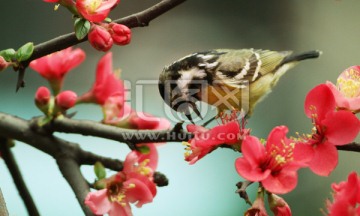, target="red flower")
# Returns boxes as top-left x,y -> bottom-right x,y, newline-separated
235,126 -> 303,194
295,84 -> 360,176
88,24 -> 113,52
77,52 -> 124,105
109,23 -> 131,45
326,66 -> 360,112
29,47 -> 85,94
185,121 -> 244,164
76,0 -> 118,22
85,150 -> 157,216
55,90 -> 77,111
327,172 -> 360,216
